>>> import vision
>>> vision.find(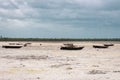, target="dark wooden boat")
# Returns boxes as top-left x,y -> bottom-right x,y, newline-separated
61,43 -> 84,50
2,45 -> 23,48
104,44 -> 114,46
93,45 -> 108,48
60,46 -> 84,50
